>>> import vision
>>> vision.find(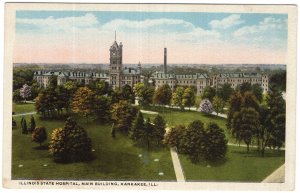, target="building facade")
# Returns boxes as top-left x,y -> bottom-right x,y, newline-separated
149,48 -> 269,95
